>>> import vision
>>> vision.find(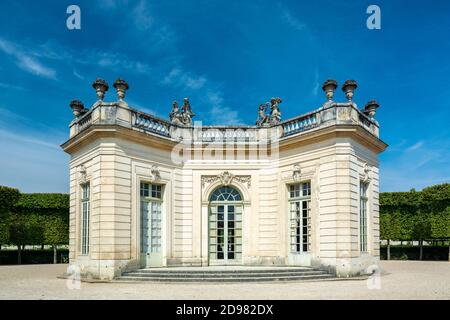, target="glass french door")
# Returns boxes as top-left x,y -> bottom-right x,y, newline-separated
209,204 -> 242,264
140,183 -> 163,268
